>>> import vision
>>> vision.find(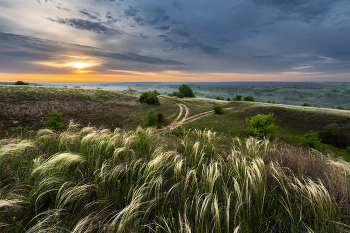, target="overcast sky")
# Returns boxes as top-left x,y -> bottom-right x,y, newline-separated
0,0 -> 350,82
